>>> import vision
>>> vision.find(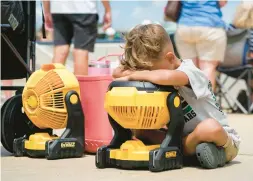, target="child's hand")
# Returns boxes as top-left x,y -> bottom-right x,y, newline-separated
115,70 -> 149,81
112,67 -> 135,78
115,76 -> 130,81
123,70 -> 135,76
